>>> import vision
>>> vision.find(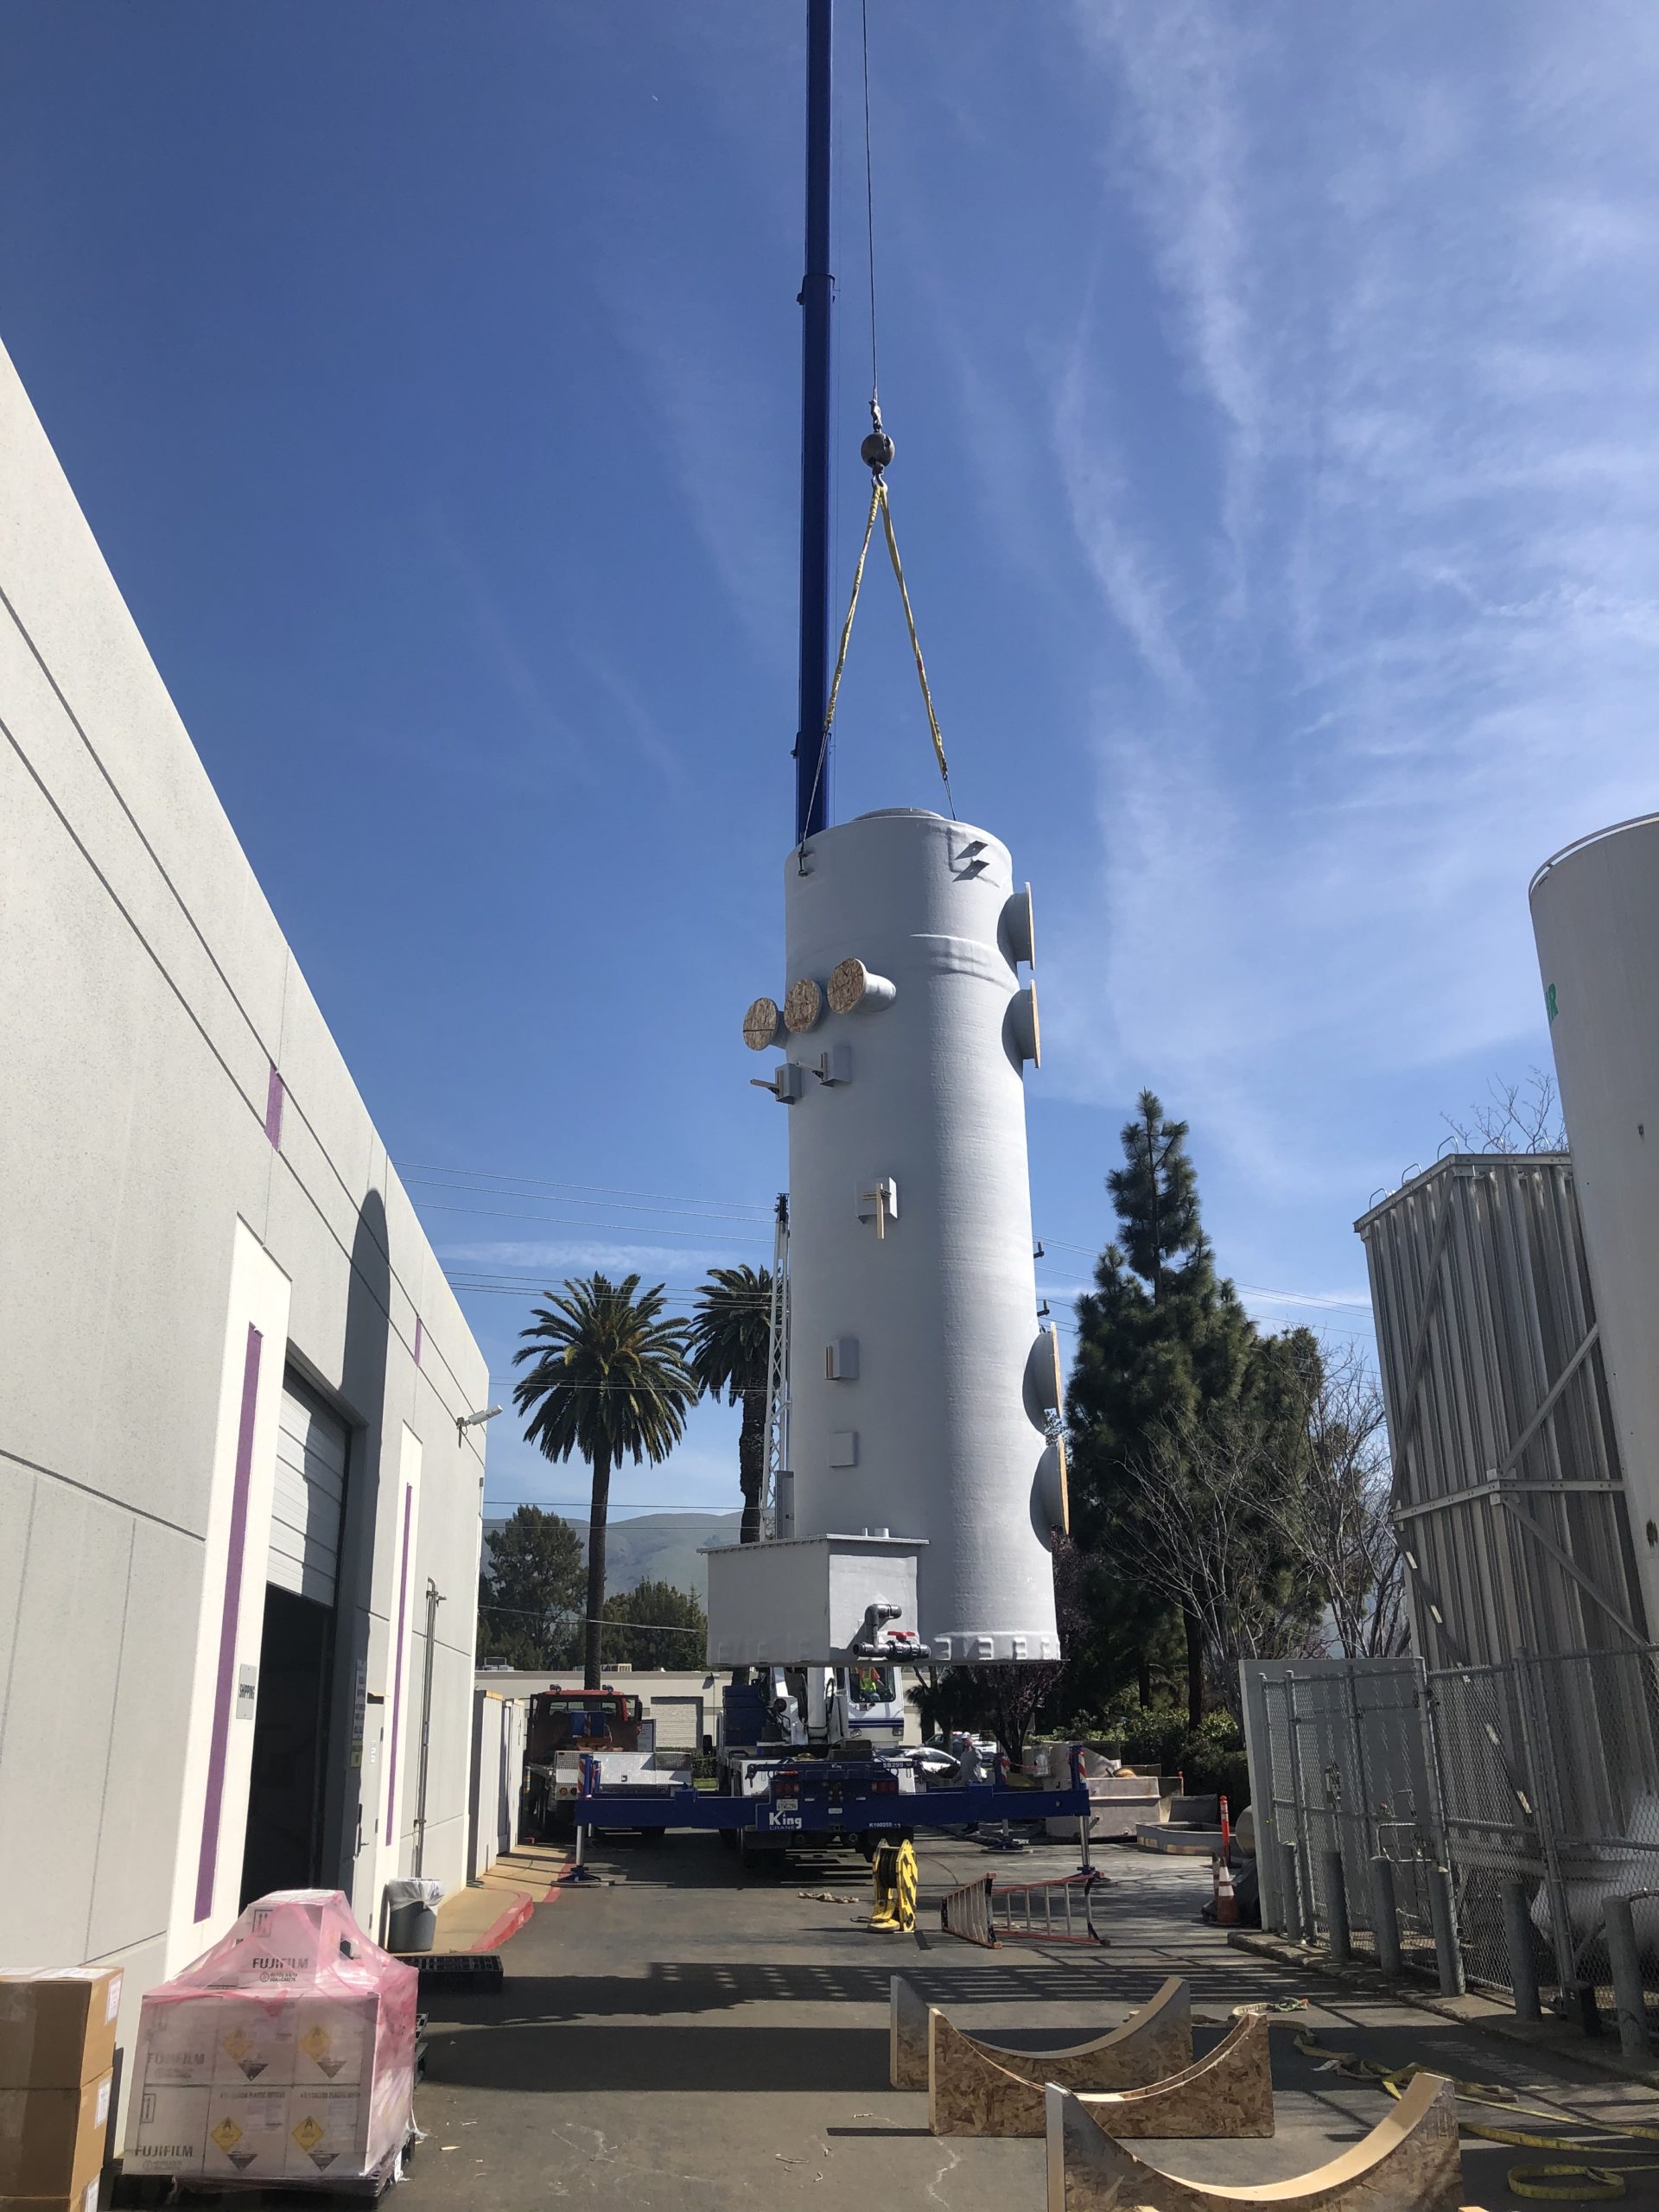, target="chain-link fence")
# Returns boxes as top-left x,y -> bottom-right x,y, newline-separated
1433,1647 -> 1659,2016
1244,1648 -> 1659,2026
